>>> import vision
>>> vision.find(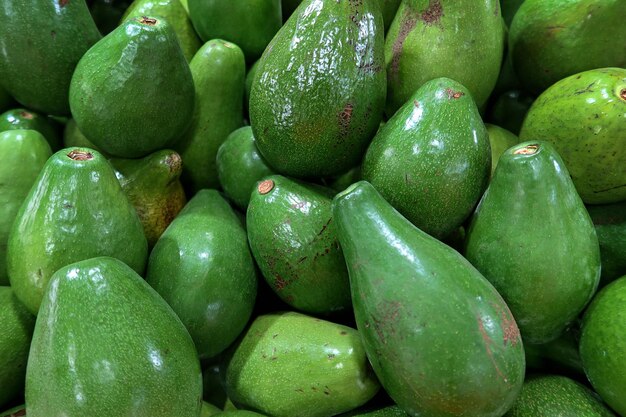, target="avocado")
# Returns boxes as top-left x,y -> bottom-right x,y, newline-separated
586,202 -> 626,287
519,68 -> 626,204
385,0 -> 504,115
26,257 -> 202,417
245,60 -> 260,117
485,124 -> 519,178
7,148 -> 148,315
380,0 -> 402,32
202,402 -> 222,417
501,0 -> 525,26
0,130 -> 52,286
338,404 -> 408,416
362,78 -> 491,240
324,166 -> 362,194
213,412 -> 267,417
247,176 -> 351,315
0,405 -> 25,417
62,118 -> 107,156
465,141 -> 600,343
488,90 -> 535,135
0,108 -> 62,151
333,181 -> 525,417
0,0 -> 101,115
222,311 -> 380,417
580,275 -> 626,415
203,363 -> 228,409
250,0 -> 386,178
69,16 -> 195,158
